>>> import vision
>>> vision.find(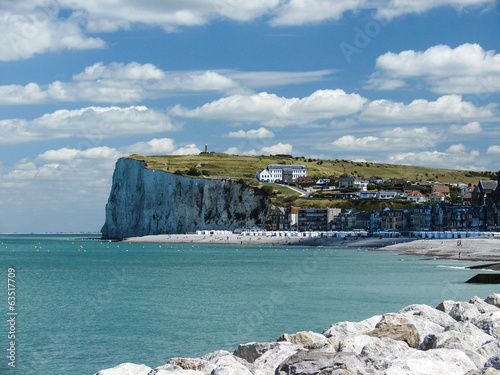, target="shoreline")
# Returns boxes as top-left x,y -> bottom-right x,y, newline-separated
122,233 -> 413,248
122,233 -> 500,263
